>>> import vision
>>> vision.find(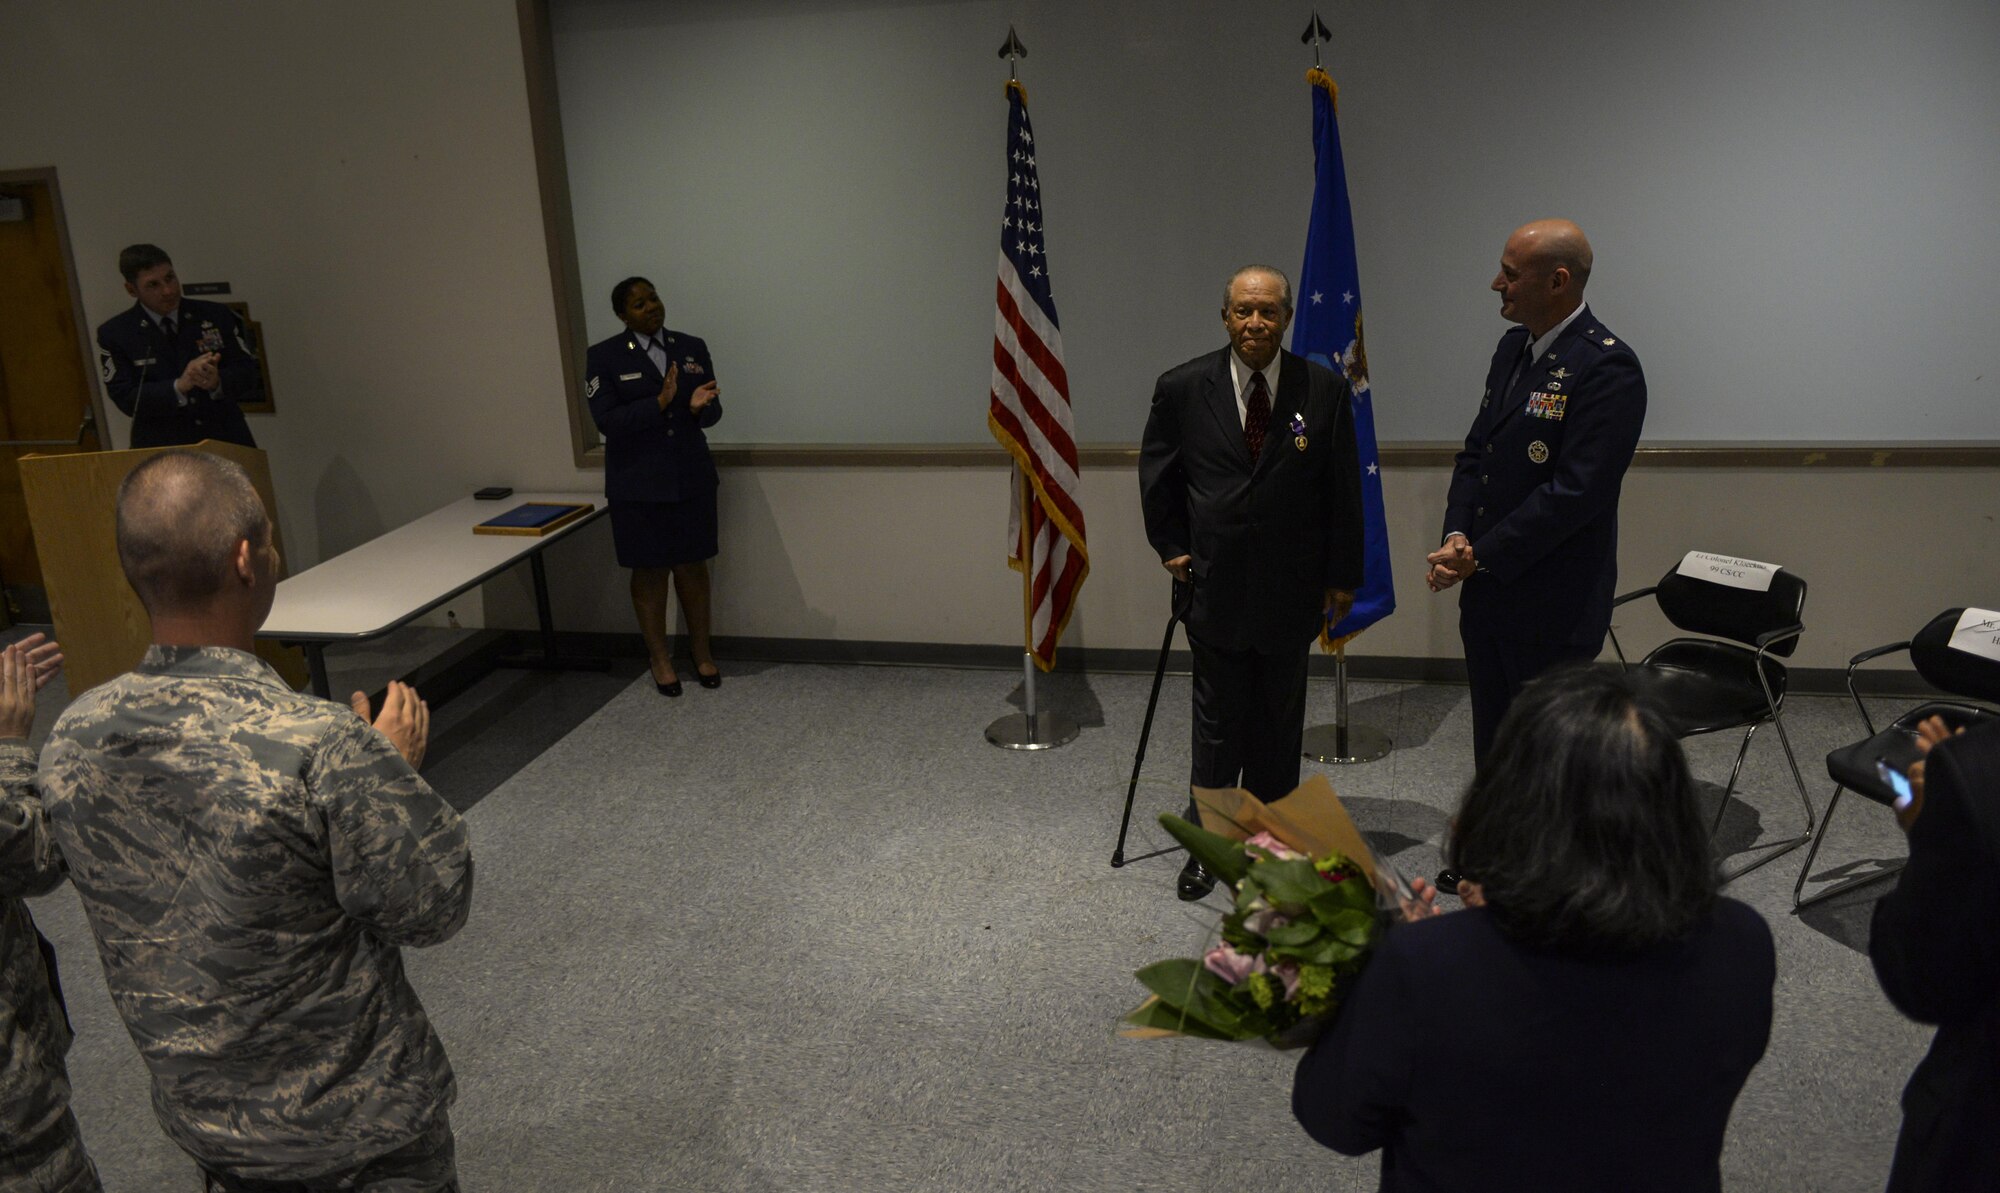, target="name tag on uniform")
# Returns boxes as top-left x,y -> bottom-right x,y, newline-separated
1525,392 -> 1566,420
619,372 -> 643,381
134,357 -> 158,366
1676,551 -> 1780,591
